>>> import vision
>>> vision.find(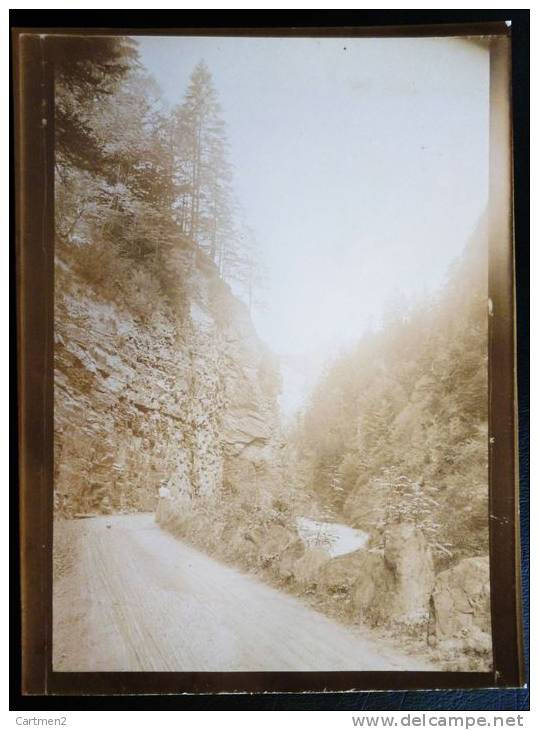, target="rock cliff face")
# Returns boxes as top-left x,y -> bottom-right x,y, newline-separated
429,555 -> 492,654
54,247 -> 282,516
